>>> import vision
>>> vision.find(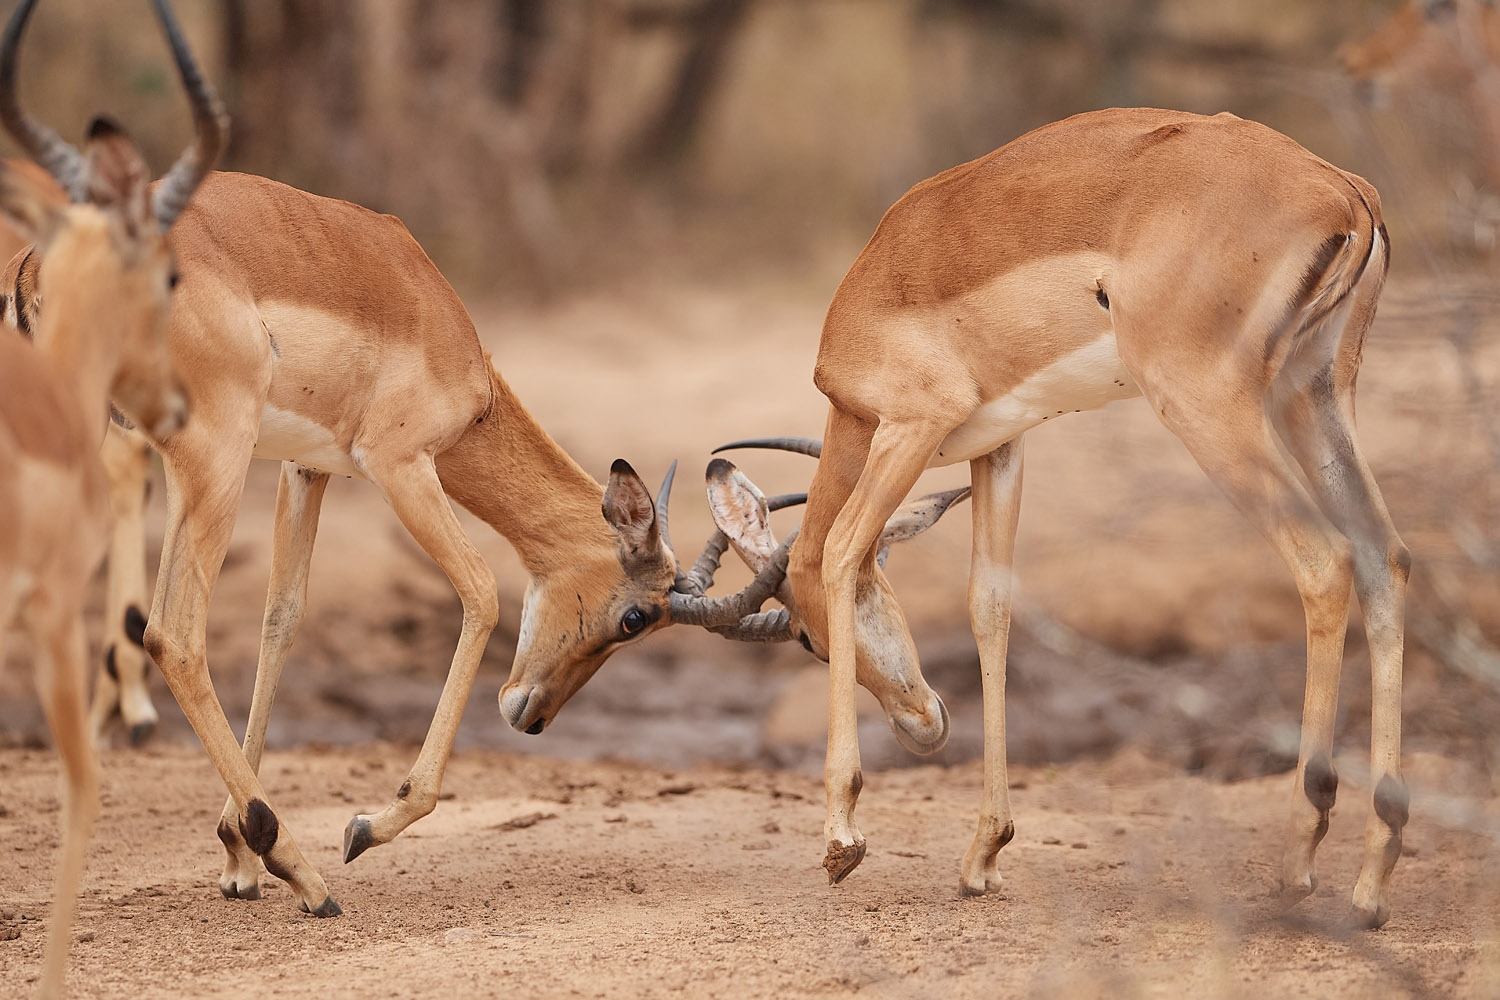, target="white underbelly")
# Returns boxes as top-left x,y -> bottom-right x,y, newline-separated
931,334 -> 1141,467
253,404 -> 364,478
